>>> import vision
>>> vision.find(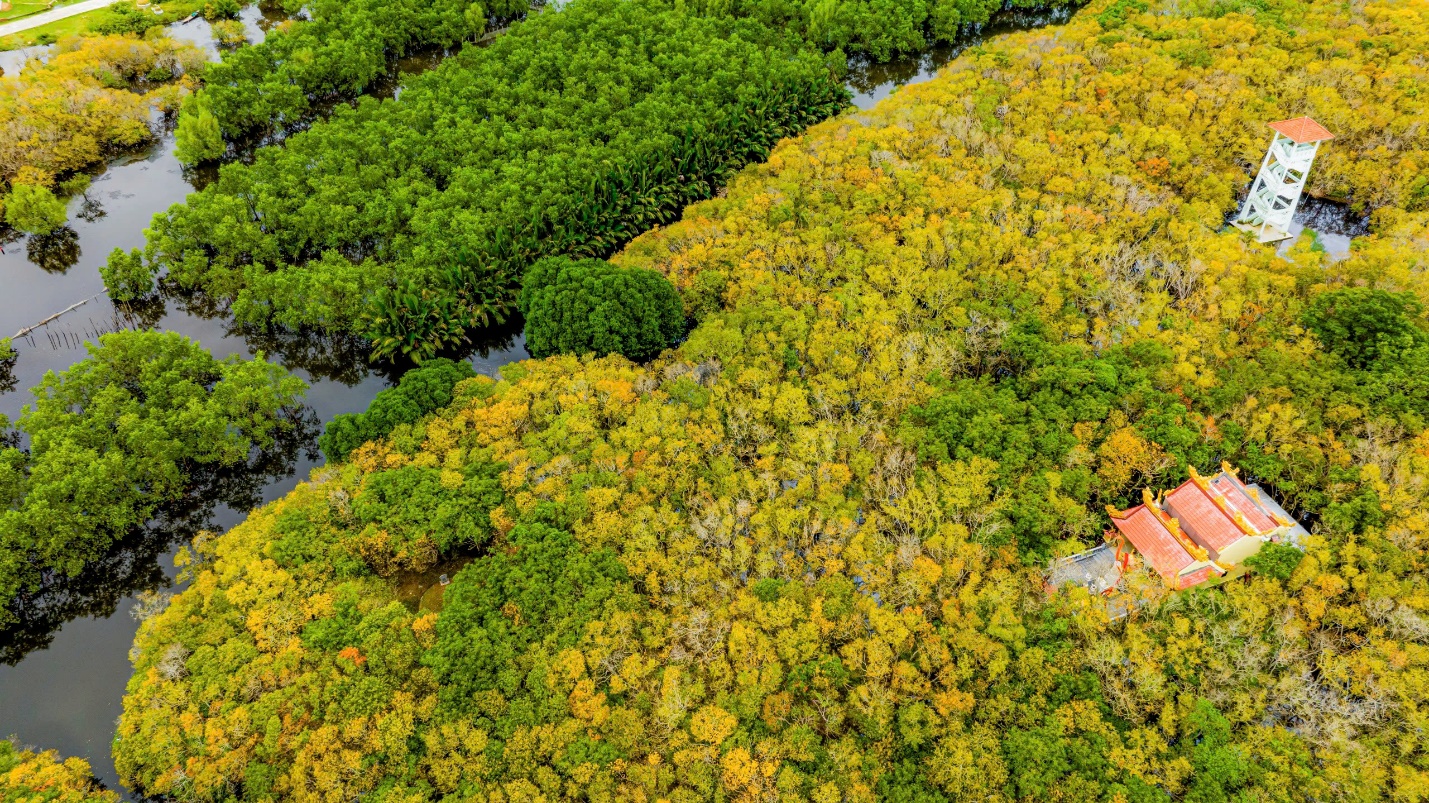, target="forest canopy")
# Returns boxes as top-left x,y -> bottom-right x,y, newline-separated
139,0 -> 848,361
113,0 -> 1429,800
